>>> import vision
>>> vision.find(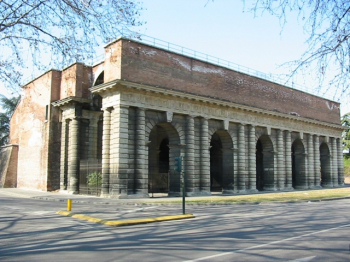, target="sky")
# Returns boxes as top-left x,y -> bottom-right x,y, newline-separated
1,0 -> 348,114
135,0 -> 349,114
